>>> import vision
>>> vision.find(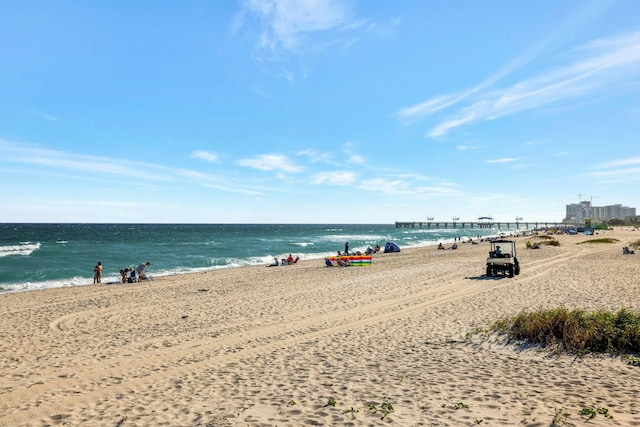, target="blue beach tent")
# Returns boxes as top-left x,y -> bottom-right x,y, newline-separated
384,242 -> 401,253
